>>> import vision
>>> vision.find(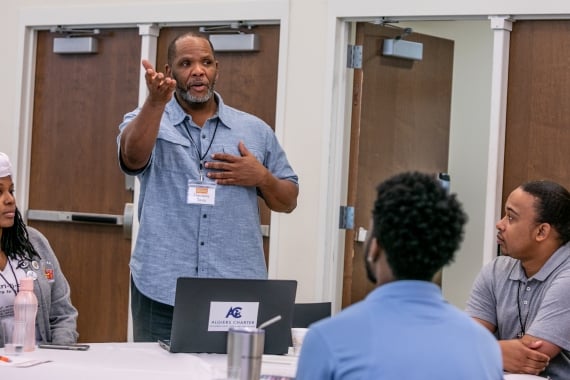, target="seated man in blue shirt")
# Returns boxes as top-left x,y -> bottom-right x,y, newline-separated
296,171 -> 503,380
